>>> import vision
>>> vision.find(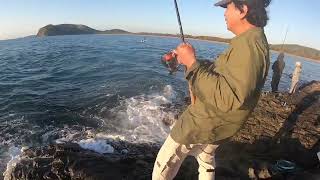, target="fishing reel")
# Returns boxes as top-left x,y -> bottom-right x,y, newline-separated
161,0 -> 185,75
161,51 -> 180,74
